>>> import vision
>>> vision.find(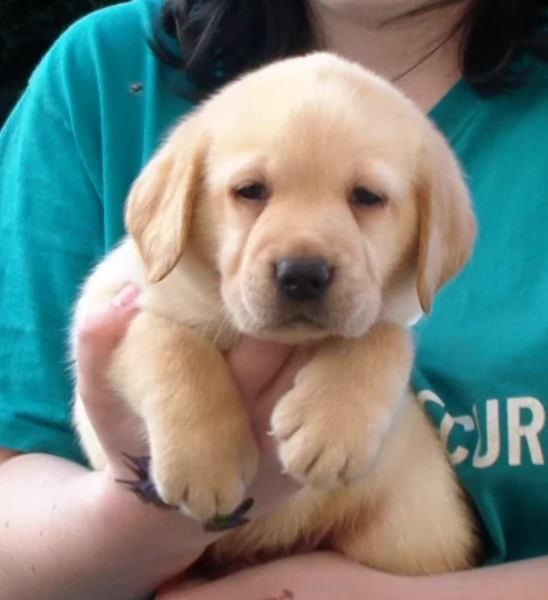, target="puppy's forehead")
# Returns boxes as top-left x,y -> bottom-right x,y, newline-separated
206,54 -> 425,172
